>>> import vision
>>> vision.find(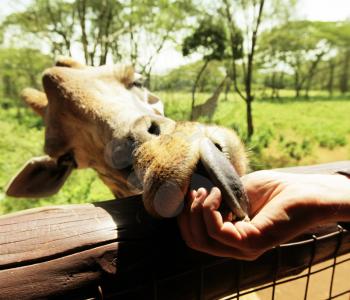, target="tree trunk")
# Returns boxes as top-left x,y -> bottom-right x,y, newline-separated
304,52 -> 325,98
304,84 -> 310,98
270,73 -> 276,99
98,7 -> 113,66
246,98 -> 254,139
190,59 -> 209,120
245,48 -> 255,137
294,71 -> 302,98
277,71 -> 284,99
224,79 -> 231,101
223,0 -> 264,139
244,0 -> 264,139
340,49 -> 350,94
77,0 -> 89,65
327,60 -> 335,97
3,75 -> 13,98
